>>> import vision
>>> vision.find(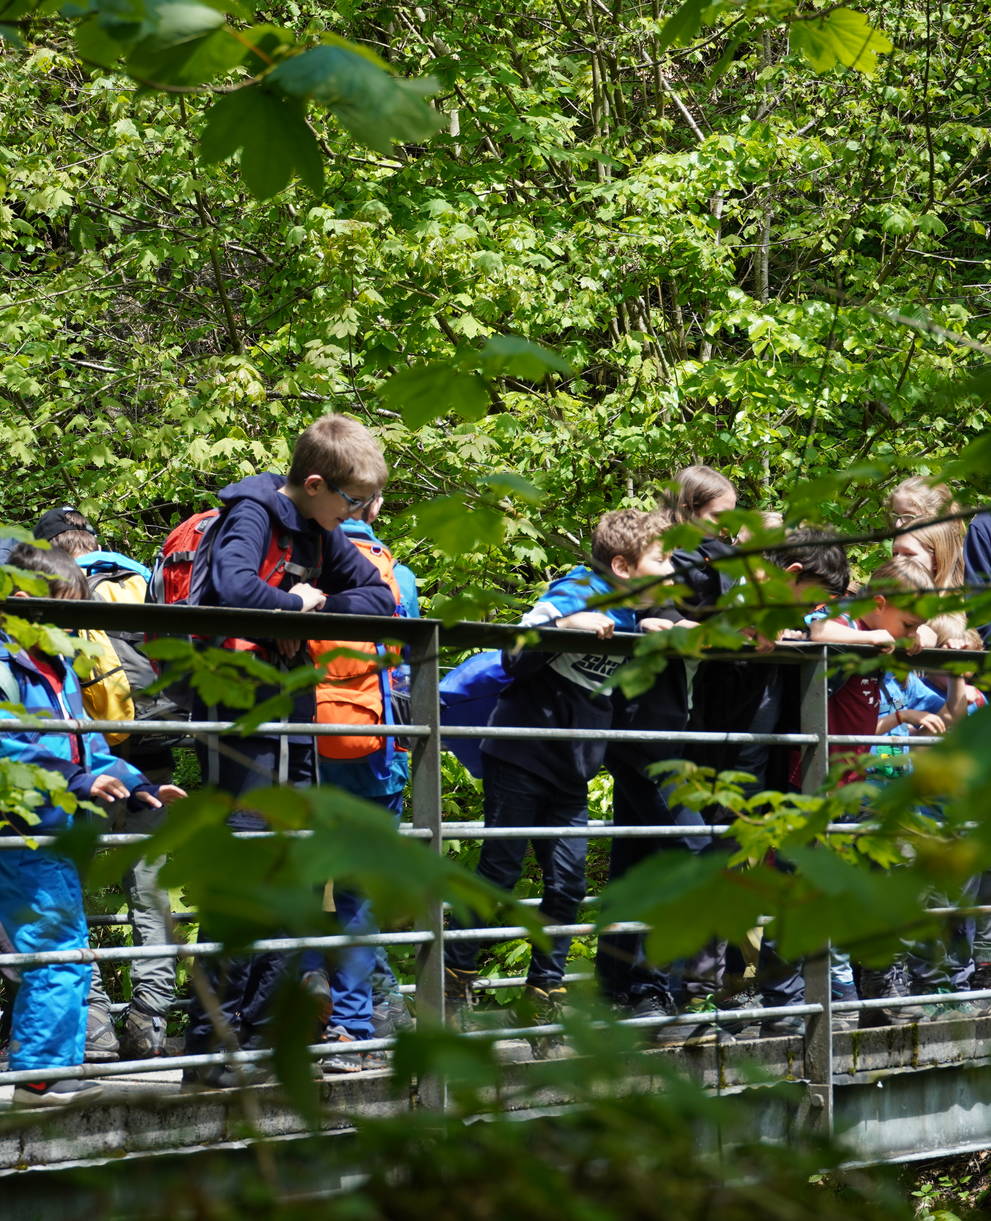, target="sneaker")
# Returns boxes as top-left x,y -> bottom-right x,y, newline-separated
858,964 -> 926,1027
13,1078 -> 104,1107
759,1014 -> 805,1038
84,1007 -> 119,1063
443,967 -> 479,1031
681,997 -> 738,1046
320,1025 -> 363,1074
623,992 -> 683,1046
517,984 -> 570,1061
371,992 -> 413,1038
362,1046 -> 392,1071
917,990 -> 986,1022
302,970 -> 333,1038
180,1060 -> 271,1090
120,1006 -> 167,1059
